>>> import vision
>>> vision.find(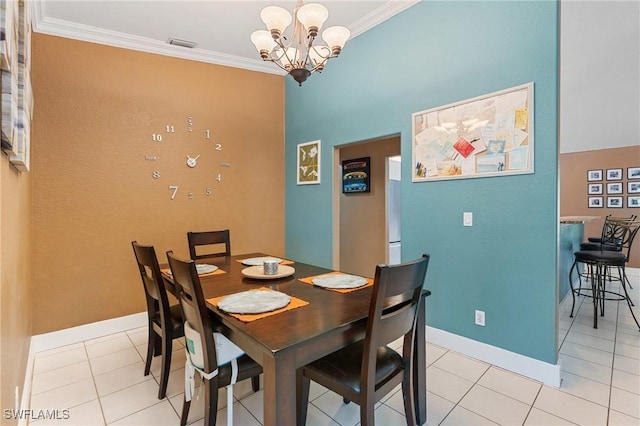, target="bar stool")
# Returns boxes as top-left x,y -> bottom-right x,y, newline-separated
569,221 -> 639,330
